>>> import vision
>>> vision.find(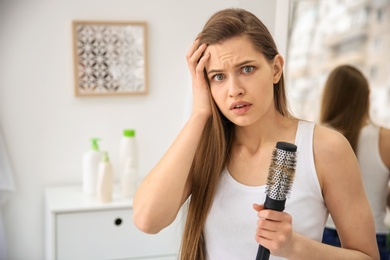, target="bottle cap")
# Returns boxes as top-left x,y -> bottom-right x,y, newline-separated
90,138 -> 101,151
123,129 -> 135,137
